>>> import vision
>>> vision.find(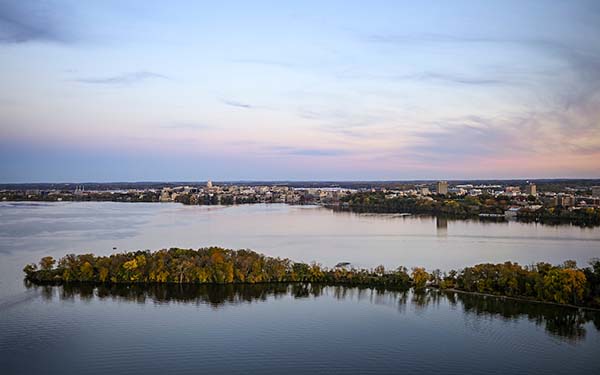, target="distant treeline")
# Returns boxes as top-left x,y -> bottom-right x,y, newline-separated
338,192 -> 600,226
23,247 -> 600,308
517,206 -> 600,226
1,190 -> 160,203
